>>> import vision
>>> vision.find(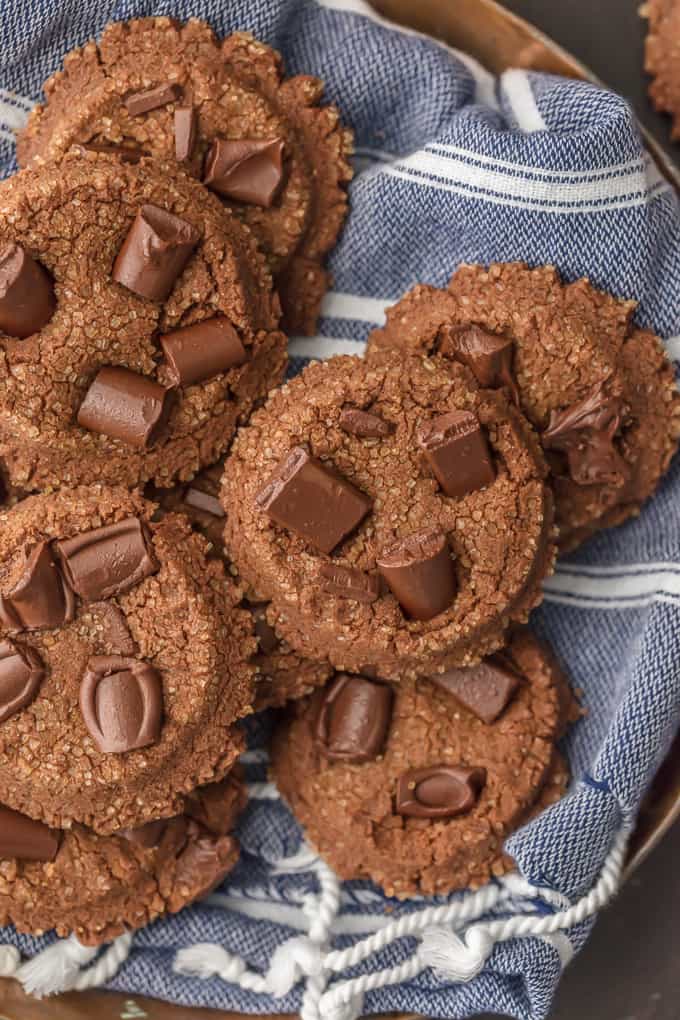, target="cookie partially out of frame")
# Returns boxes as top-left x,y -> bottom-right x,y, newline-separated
367,263 -> 680,551
272,629 -> 577,897
0,486 -> 256,834
643,0 -> 680,140
17,17 -> 353,334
